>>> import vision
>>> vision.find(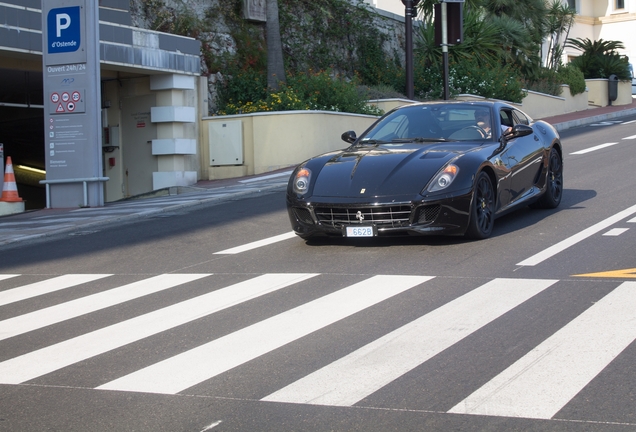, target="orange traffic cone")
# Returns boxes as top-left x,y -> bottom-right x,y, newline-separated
1,157 -> 23,202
